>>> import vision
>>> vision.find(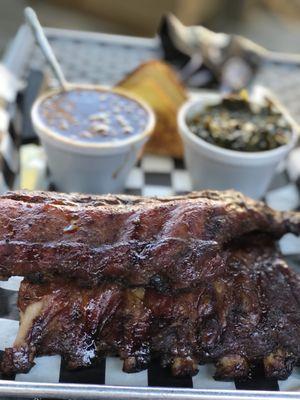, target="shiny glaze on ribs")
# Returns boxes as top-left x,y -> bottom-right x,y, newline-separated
0,190 -> 299,289
2,235 -> 300,380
